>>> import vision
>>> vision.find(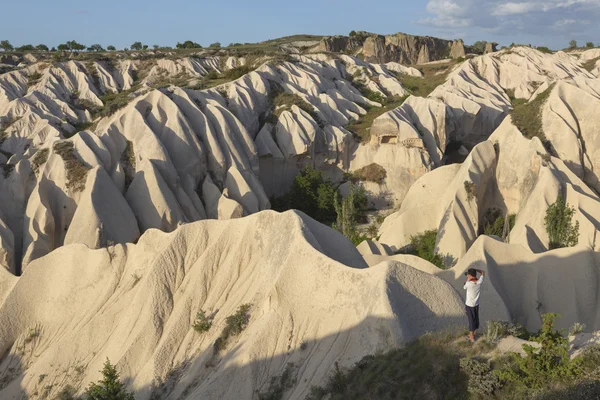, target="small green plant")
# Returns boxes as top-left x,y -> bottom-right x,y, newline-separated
537,46 -> 553,54
408,230 -> 445,269
568,322 -> 586,337
464,181 -> 476,202
544,194 -> 579,249
84,358 -> 135,400
192,311 -> 212,333
460,357 -> 502,396
214,304 -> 252,353
24,327 -> 40,344
484,320 -> 527,343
